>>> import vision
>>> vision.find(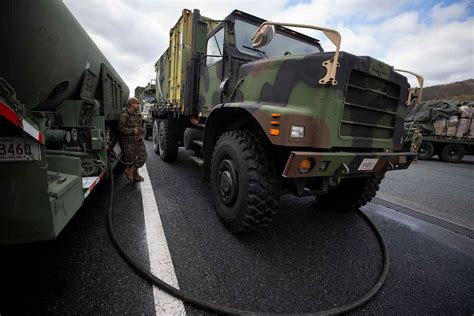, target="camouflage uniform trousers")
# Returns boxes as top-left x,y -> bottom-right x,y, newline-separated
410,128 -> 423,162
122,136 -> 147,168
410,129 -> 423,153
